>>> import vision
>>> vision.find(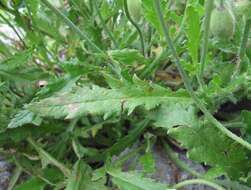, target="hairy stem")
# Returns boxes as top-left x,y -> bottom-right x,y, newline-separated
199,0 -> 214,82
162,140 -> 201,177
28,137 -> 71,177
140,0 -> 189,78
124,0 -> 145,56
14,157 -> 56,186
236,18 -> 251,73
173,0 -> 190,43
173,179 -> 225,190
153,0 -> 251,151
